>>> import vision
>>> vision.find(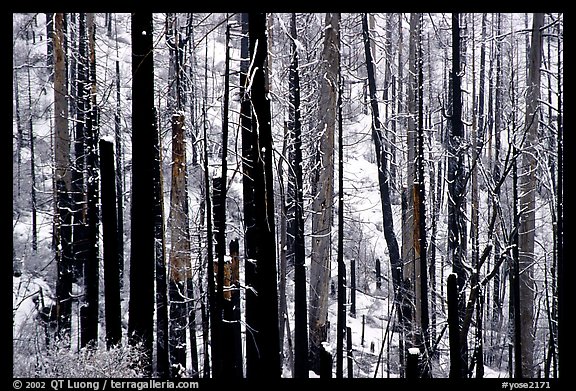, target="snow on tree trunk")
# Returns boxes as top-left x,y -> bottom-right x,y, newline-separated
309,12 -> 339,375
